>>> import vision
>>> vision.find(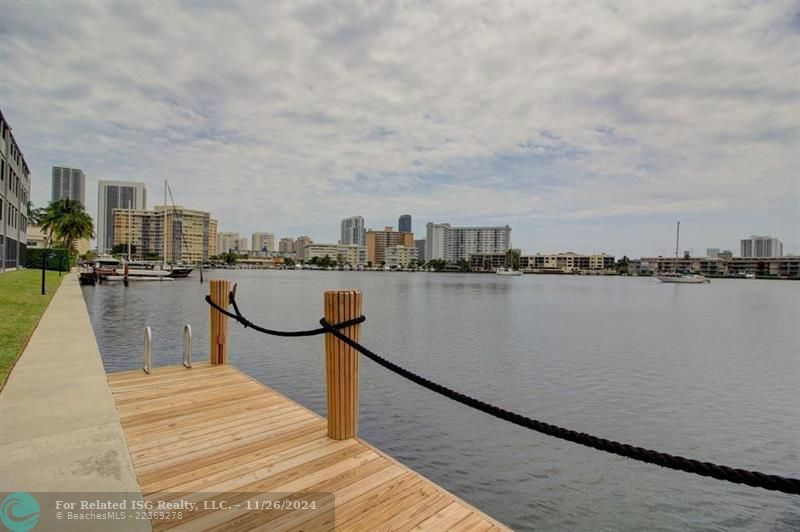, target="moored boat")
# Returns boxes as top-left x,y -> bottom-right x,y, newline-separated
656,272 -> 710,284
496,267 -> 523,276
657,222 -> 710,284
